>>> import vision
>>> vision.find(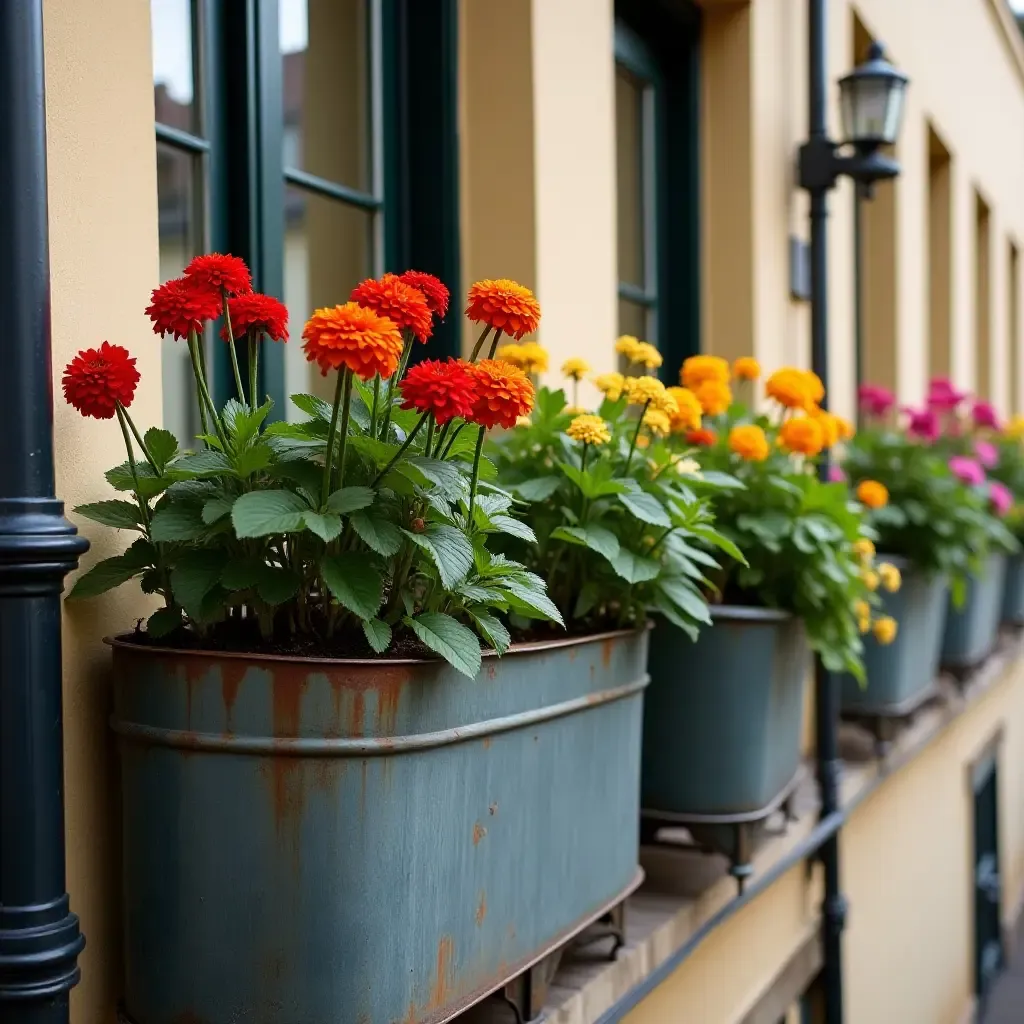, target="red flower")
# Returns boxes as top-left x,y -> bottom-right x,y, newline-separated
465,279 -> 541,340
184,253 -> 252,297
398,270 -> 450,320
469,359 -> 535,429
146,277 -> 222,339
350,273 -> 433,343
62,342 -> 140,419
685,428 -> 718,447
221,293 -> 289,343
399,359 -> 479,425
